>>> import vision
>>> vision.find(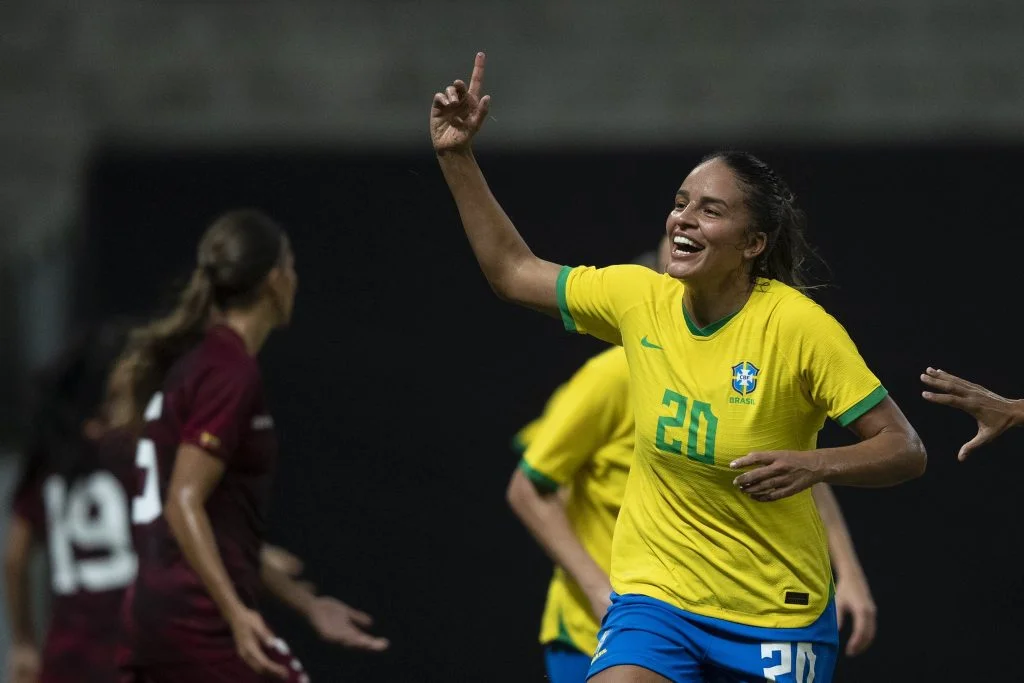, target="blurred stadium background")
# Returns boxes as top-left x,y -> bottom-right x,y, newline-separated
2,2 -> 1024,681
